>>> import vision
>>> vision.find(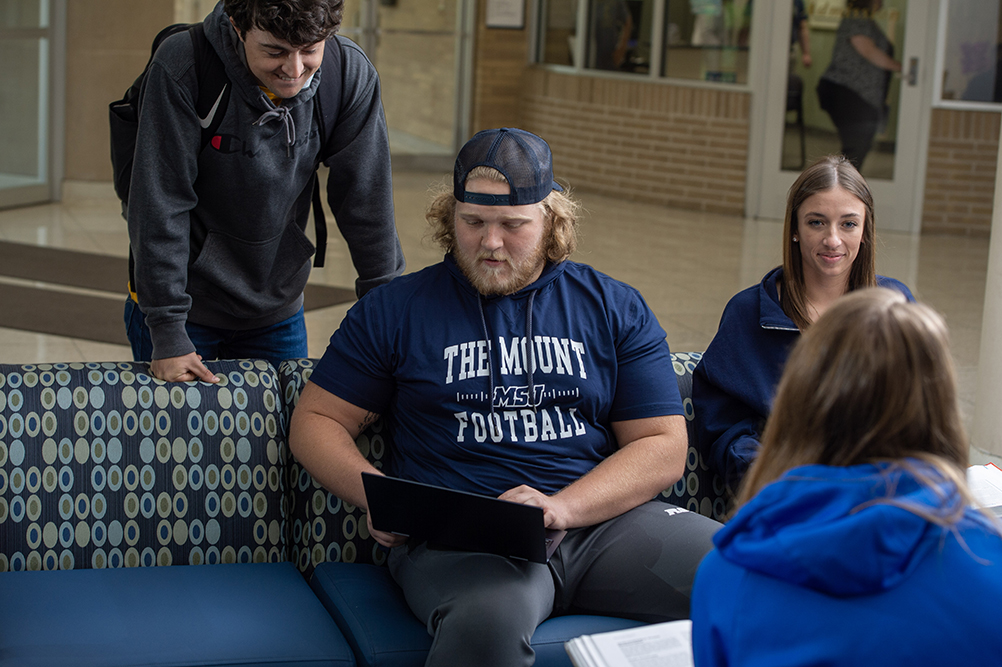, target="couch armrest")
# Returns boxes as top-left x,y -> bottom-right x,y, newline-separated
279,360 -> 387,581
658,352 -> 728,521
